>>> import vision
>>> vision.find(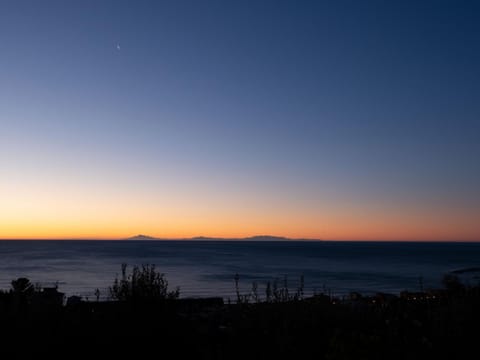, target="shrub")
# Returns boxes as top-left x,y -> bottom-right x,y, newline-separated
109,264 -> 179,302
11,278 -> 34,295
235,274 -> 306,303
